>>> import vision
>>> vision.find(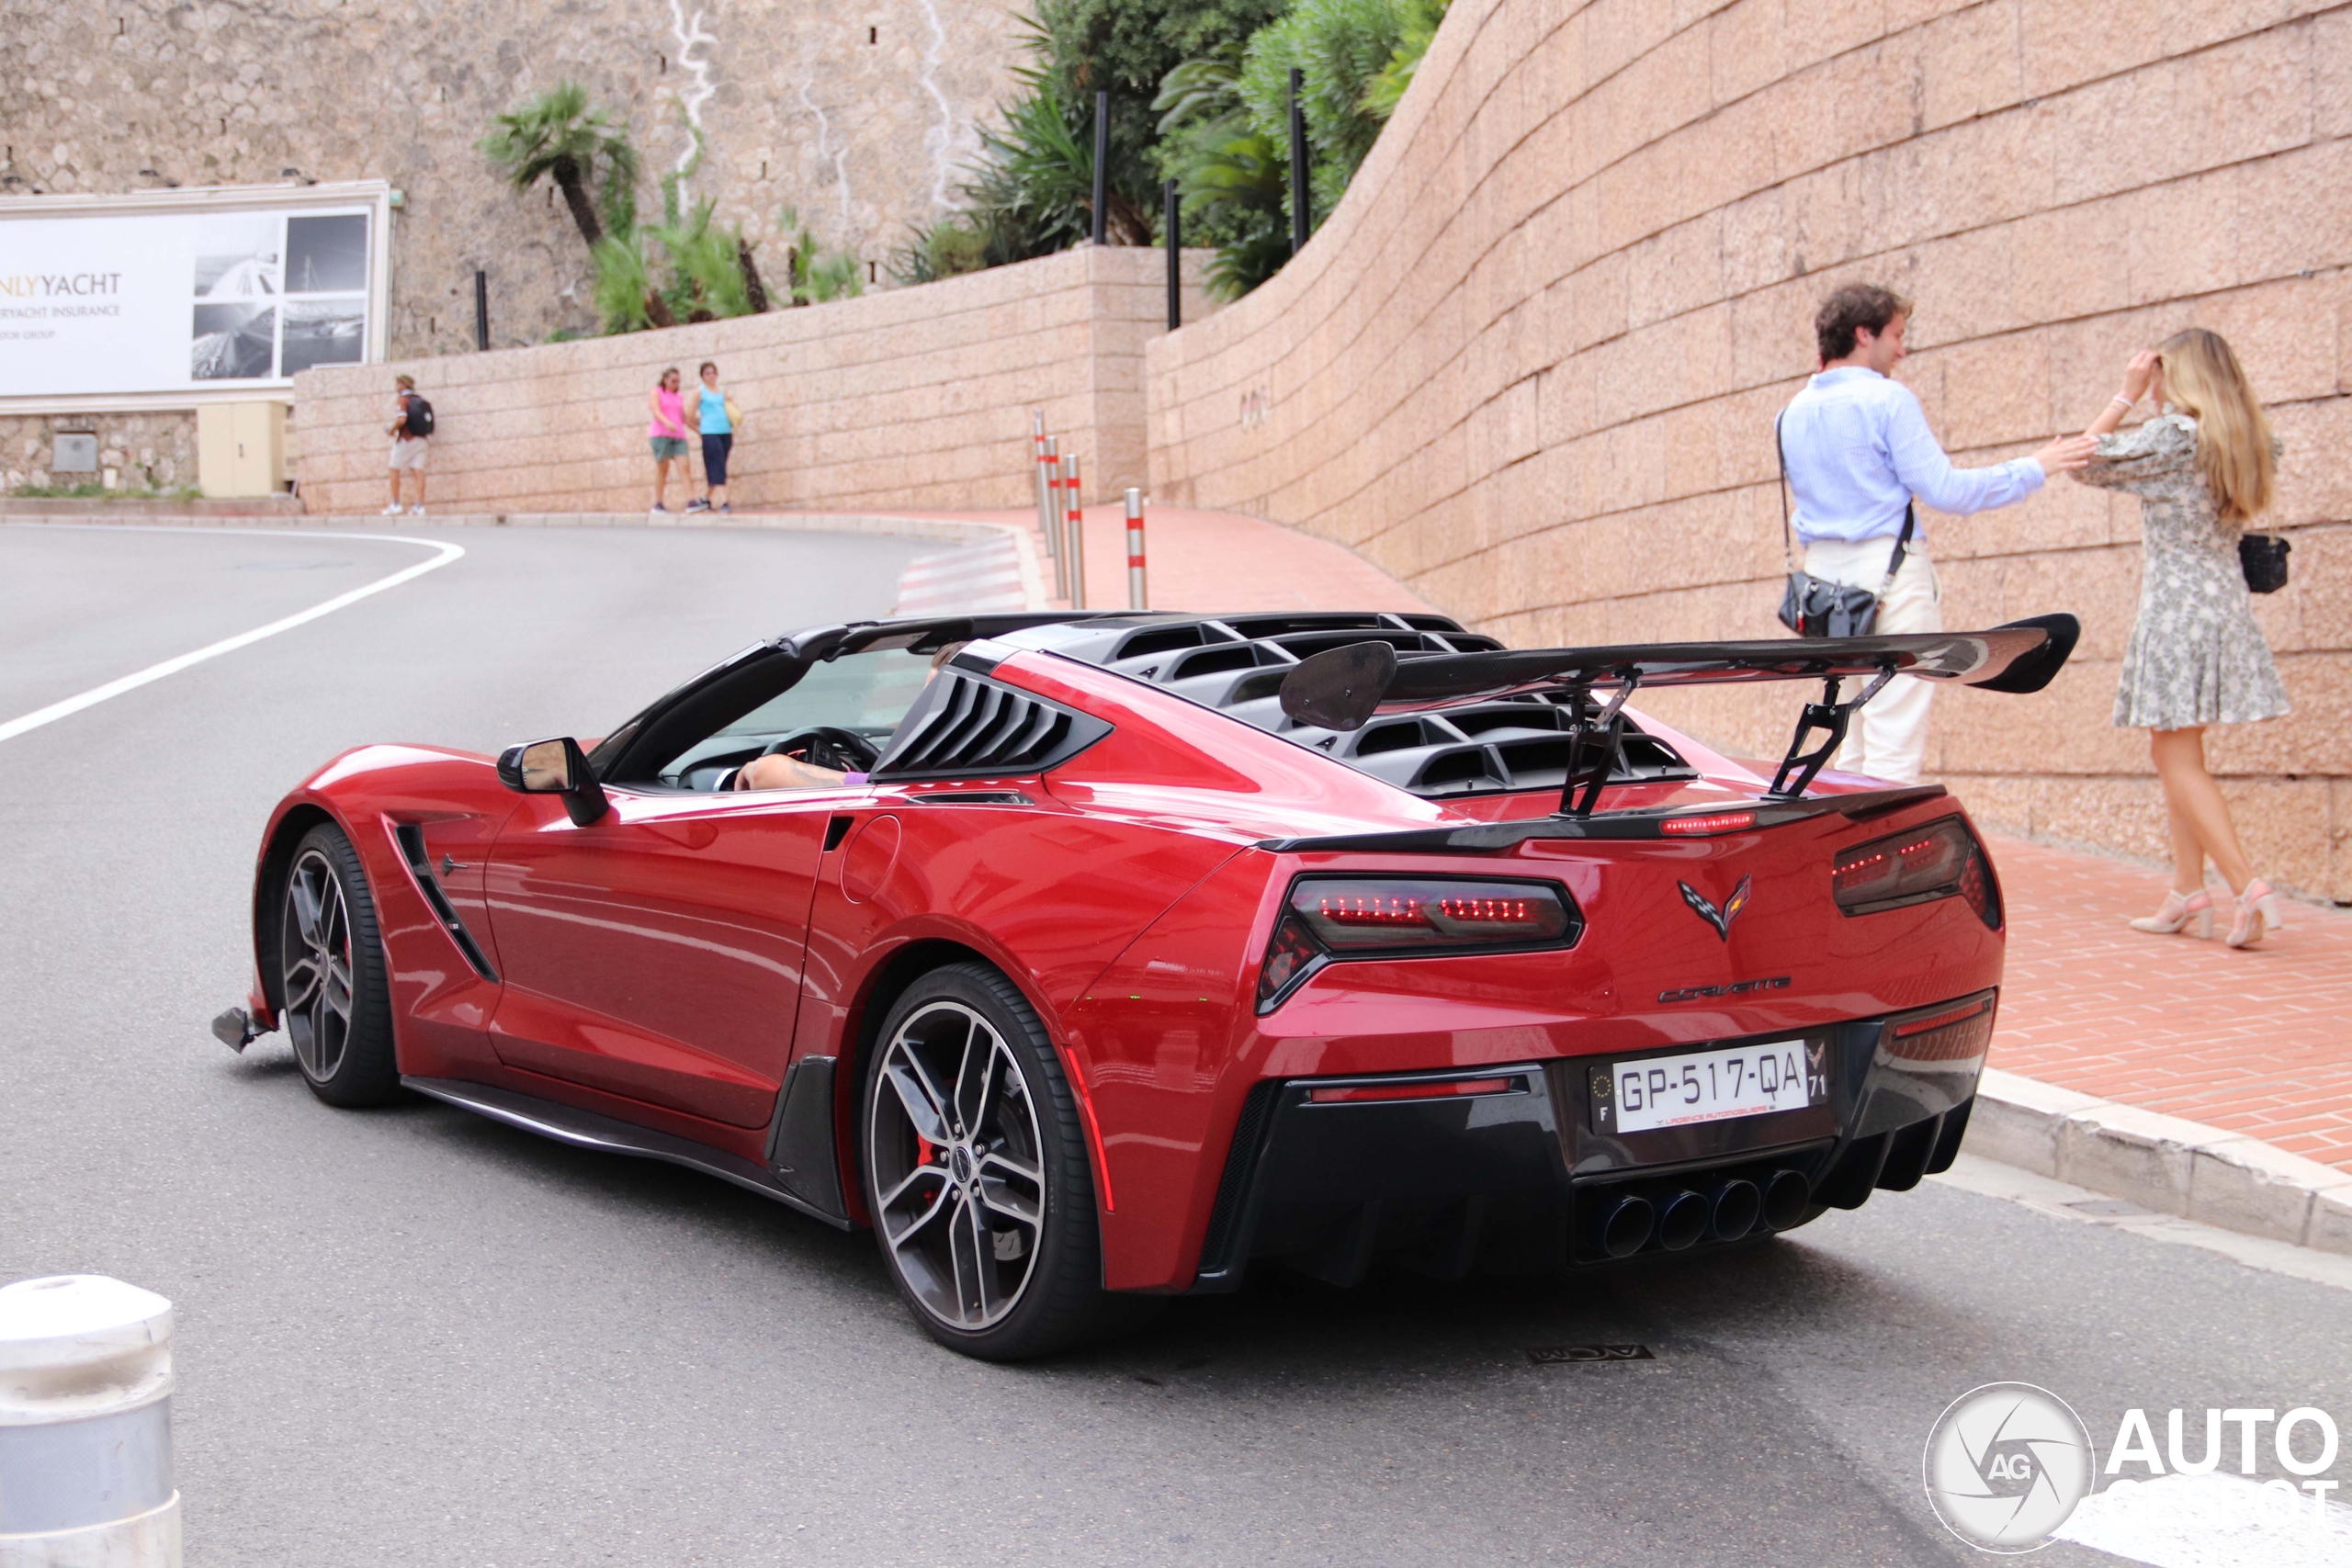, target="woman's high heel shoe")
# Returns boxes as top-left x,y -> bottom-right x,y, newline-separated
2225,878 -> 2285,949
2130,889 -> 2213,938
